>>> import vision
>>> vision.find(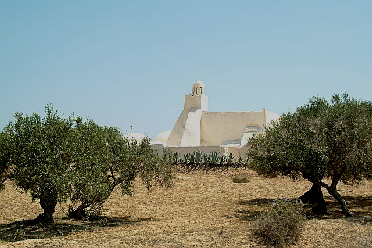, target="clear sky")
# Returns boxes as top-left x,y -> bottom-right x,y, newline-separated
1,1 -> 372,138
